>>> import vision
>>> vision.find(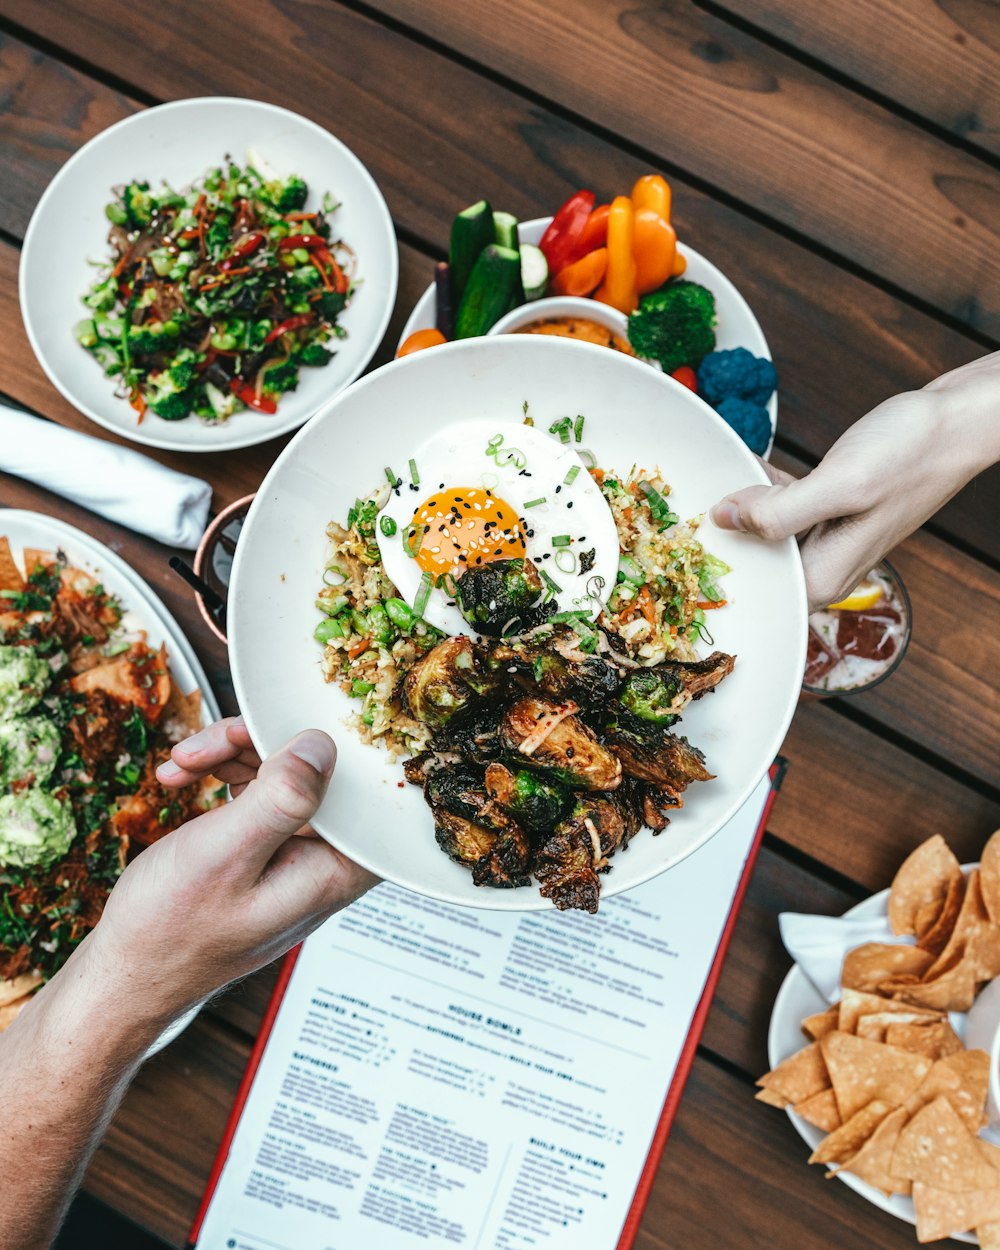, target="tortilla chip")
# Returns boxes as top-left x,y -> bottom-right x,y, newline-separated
925,870 -> 999,982
0,537 -> 24,592
802,1004 -> 839,1041
793,1087 -> 842,1133
912,1143 -> 1000,1242
22,546 -> 56,575
808,1099 -> 893,1167
842,942 -> 935,994
891,1096 -> 998,1191
70,642 -> 172,725
837,1106 -> 910,1196
159,682 -> 203,741
884,1021 -> 964,1061
914,899 -> 944,943
0,971 -> 41,1008
757,1041 -> 830,1104
980,828 -> 1000,926
903,1050 -> 990,1134
979,1221 -> 1000,1250
837,987 -> 941,1036
889,835 -> 963,937
883,945 -> 978,1013
821,1031 -> 932,1121
755,1086 -> 788,1108
918,872 -> 966,957
855,1011 -> 941,1043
